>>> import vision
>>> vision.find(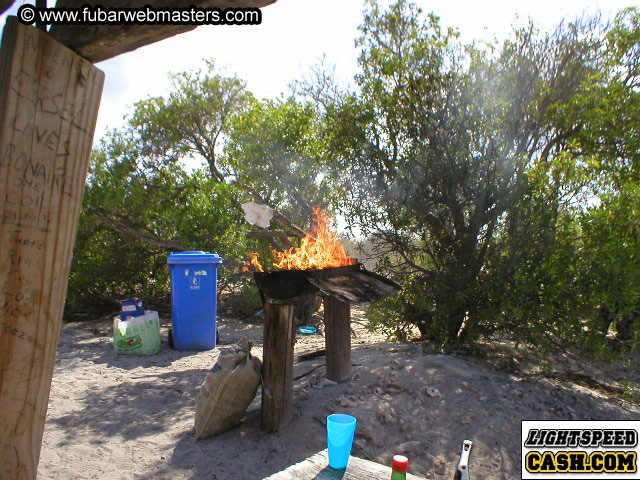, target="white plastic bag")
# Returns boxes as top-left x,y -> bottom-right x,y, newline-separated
241,202 -> 274,228
113,310 -> 161,355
